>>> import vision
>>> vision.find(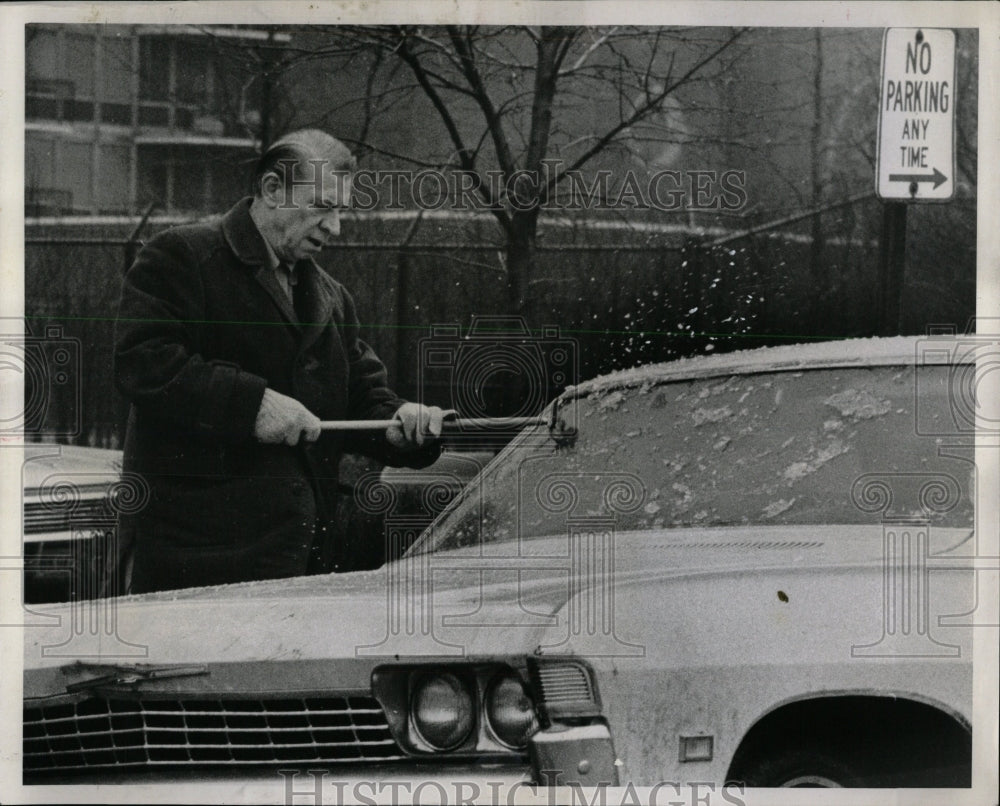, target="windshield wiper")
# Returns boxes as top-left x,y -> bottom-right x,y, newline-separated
65,662 -> 209,693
